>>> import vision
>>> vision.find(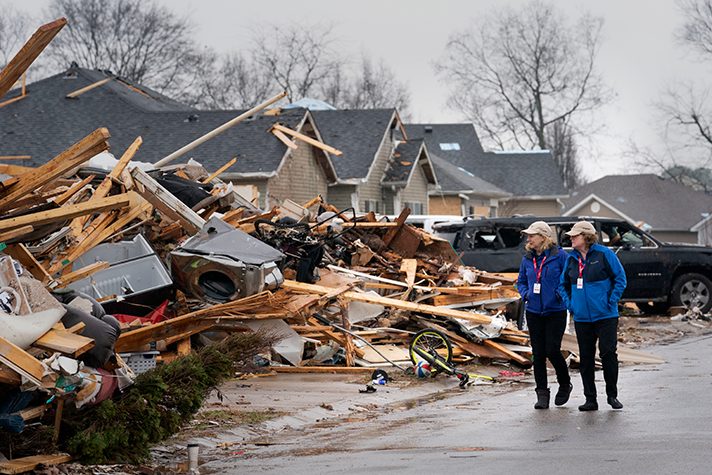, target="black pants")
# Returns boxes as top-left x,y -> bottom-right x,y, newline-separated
574,318 -> 619,401
526,310 -> 570,390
